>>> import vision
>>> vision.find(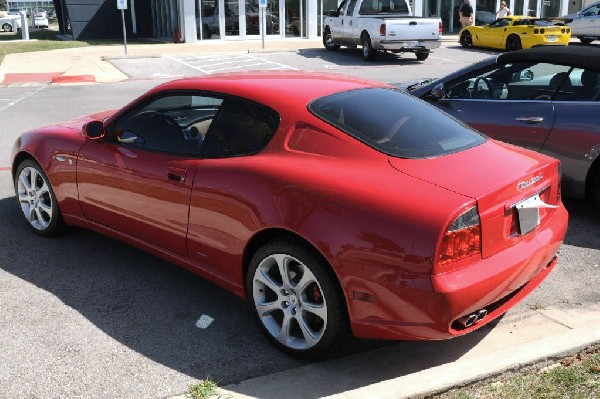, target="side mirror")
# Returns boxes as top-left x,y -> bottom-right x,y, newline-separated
425,83 -> 445,101
83,120 -> 105,140
328,10 -> 339,17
